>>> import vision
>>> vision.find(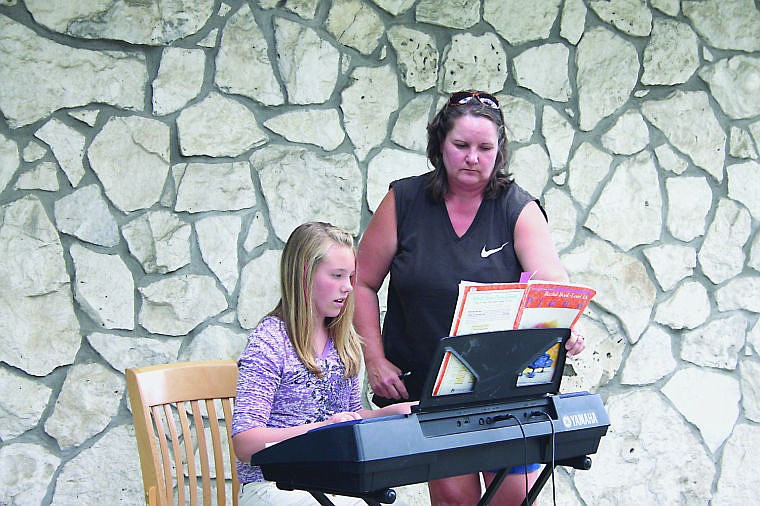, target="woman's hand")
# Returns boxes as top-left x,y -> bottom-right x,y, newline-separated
566,328 -> 586,356
366,356 -> 409,401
